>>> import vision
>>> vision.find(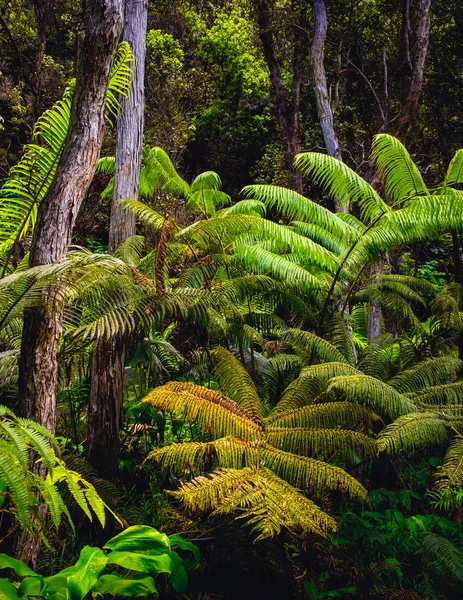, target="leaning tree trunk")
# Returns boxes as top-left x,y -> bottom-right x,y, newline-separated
18,0 -> 124,434
87,0 -> 148,481
17,0 -> 124,565
311,0 -> 347,212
